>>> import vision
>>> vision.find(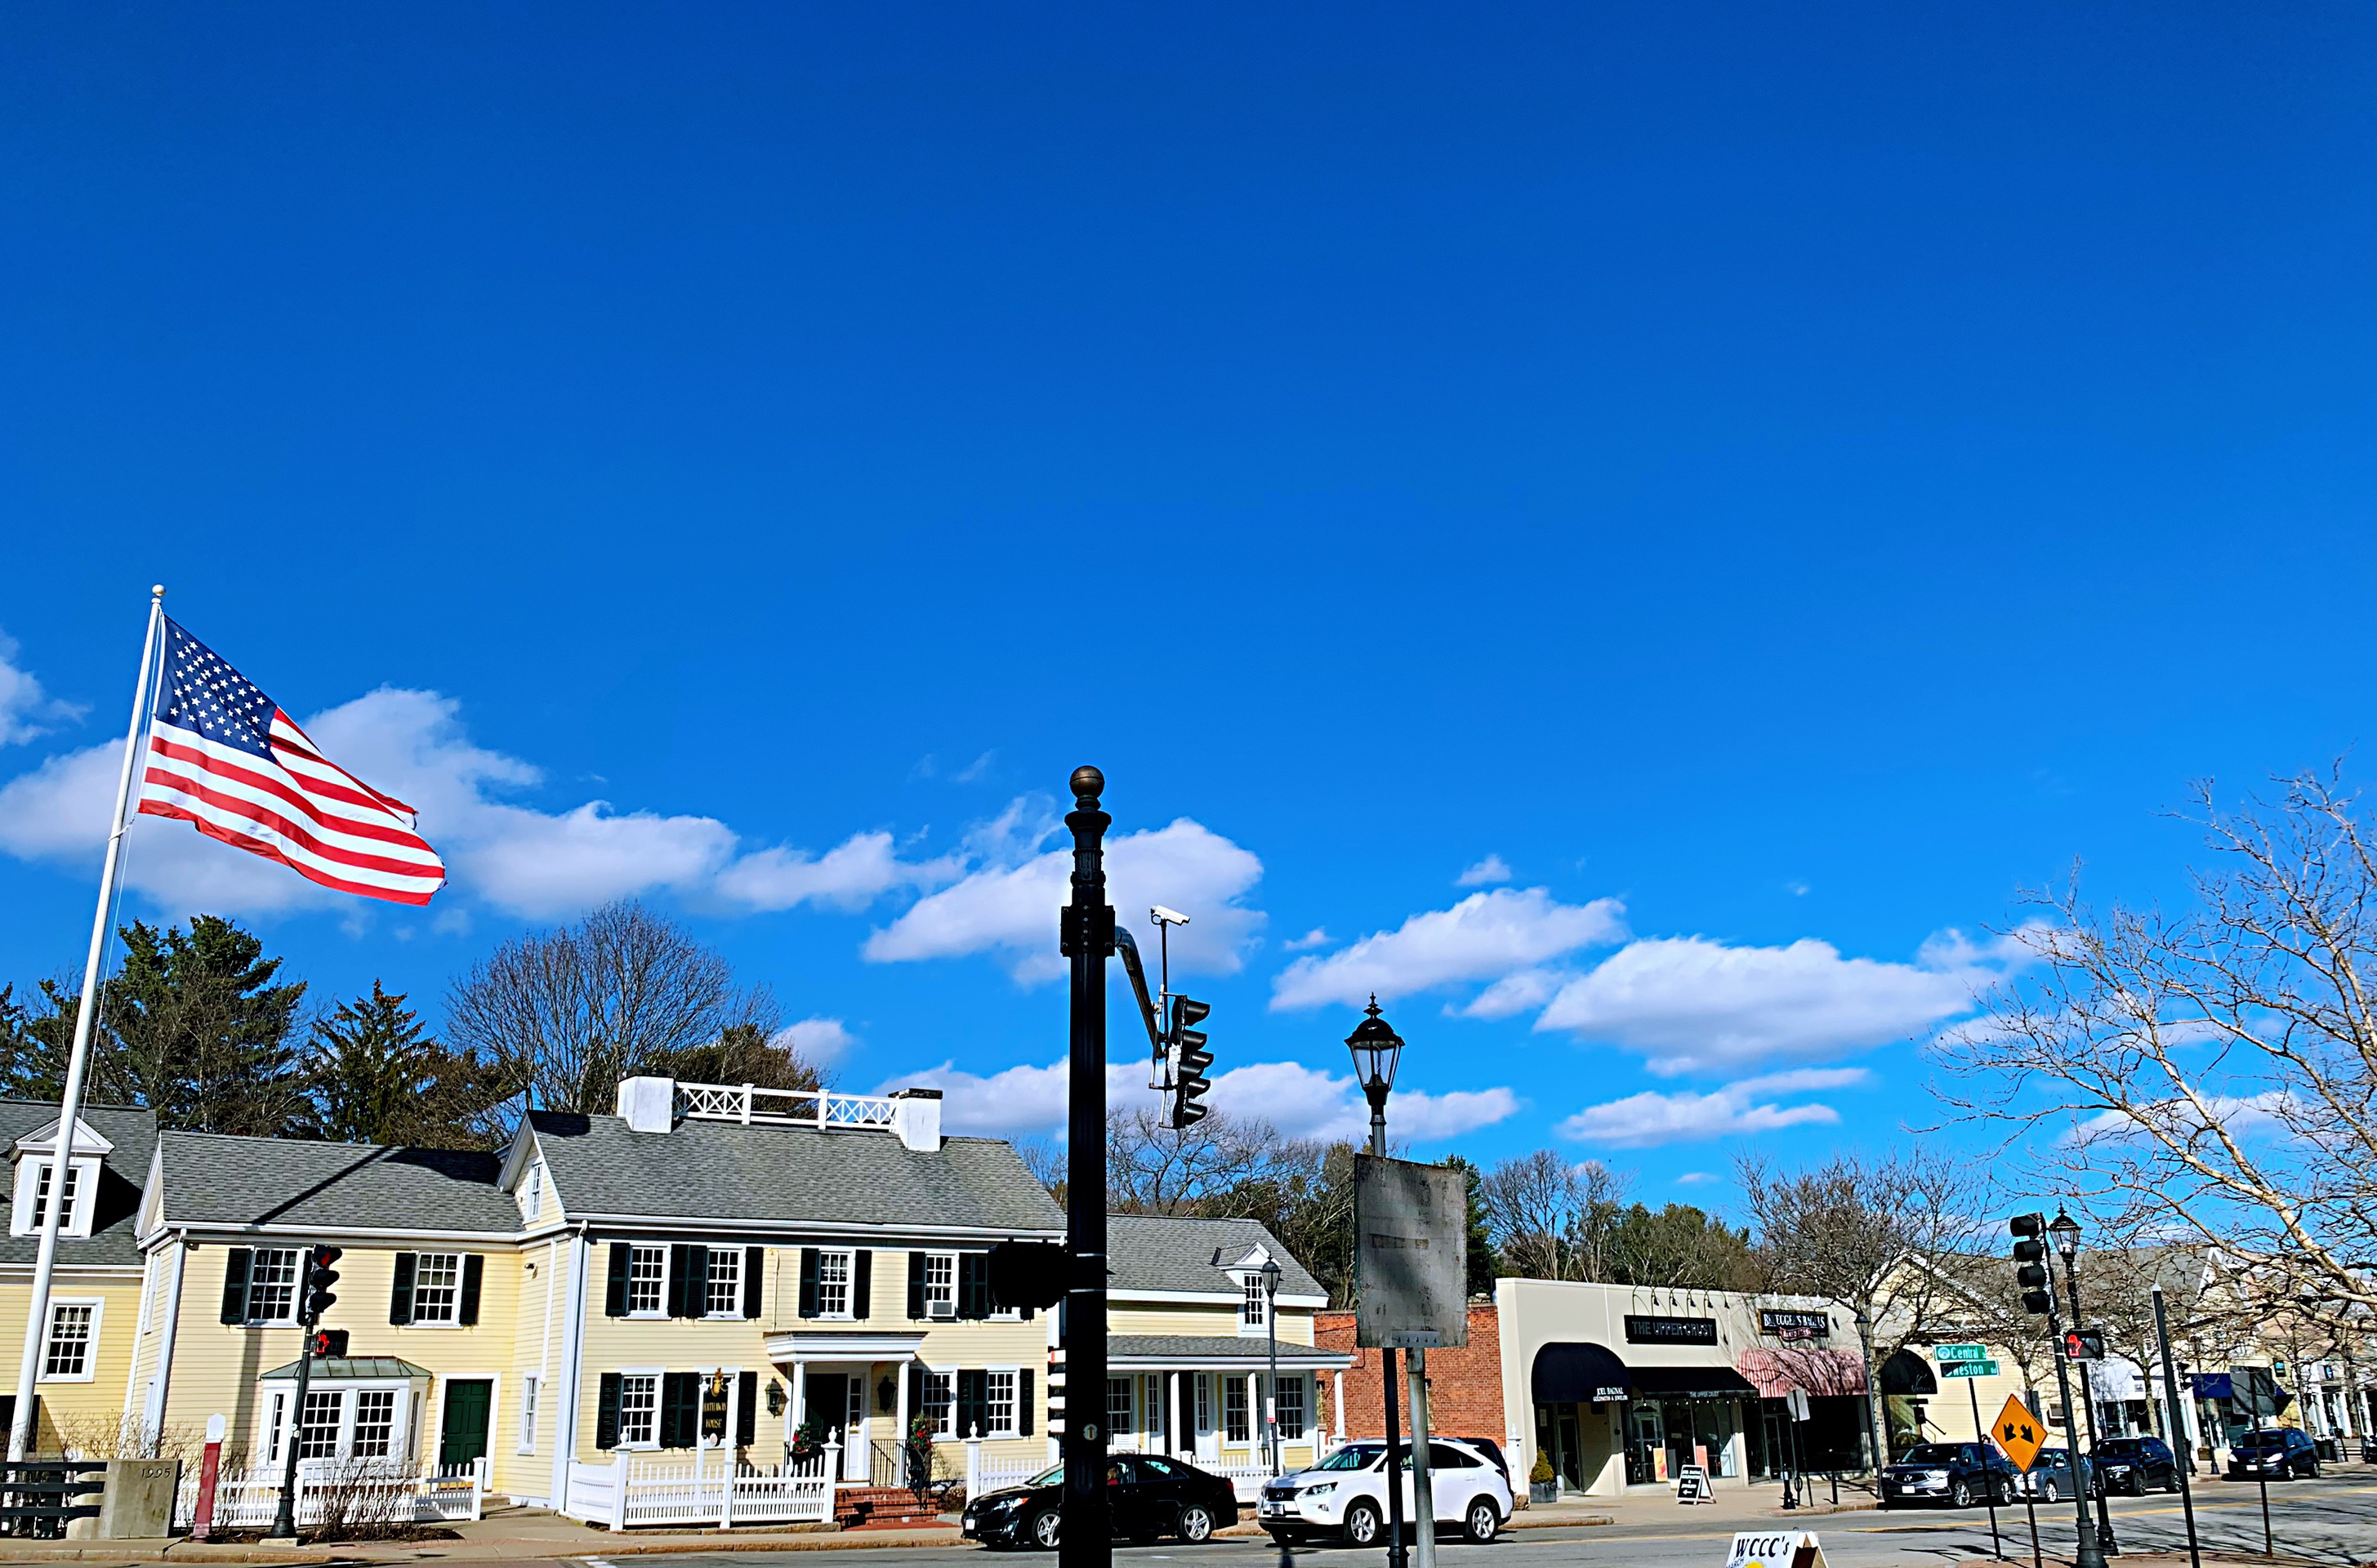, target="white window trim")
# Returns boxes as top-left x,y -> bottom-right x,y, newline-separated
626,1246 -> 669,1320
921,1364 -> 957,1440
703,1243 -> 747,1321
37,1298 -> 103,1383
11,1157 -> 100,1240
983,1364 -> 1023,1439
244,1246 -> 305,1326
921,1251 -> 957,1319
519,1159 -> 544,1223
518,1373 -> 541,1454
408,1251 -> 468,1328
1237,1272 -> 1269,1336
613,1366 -> 667,1451
429,1371 -> 502,1468
259,1377 -> 421,1465
810,1246 -> 855,1321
